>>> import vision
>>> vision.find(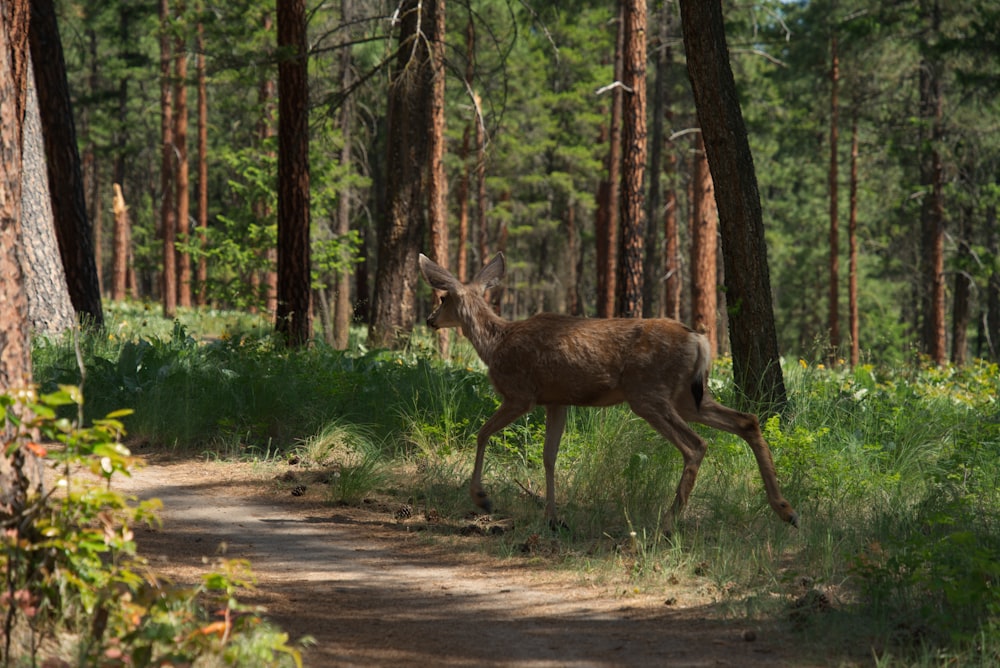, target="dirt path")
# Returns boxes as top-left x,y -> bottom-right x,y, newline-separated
119,458 -> 830,667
